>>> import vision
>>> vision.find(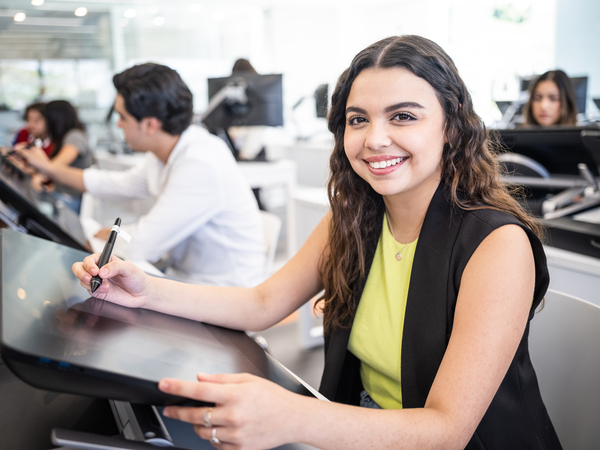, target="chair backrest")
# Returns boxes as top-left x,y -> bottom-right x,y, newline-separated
496,152 -> 551,179
528,289 -> 600,450
259,210 -> 282,278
